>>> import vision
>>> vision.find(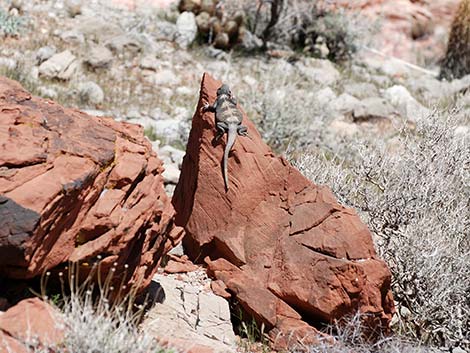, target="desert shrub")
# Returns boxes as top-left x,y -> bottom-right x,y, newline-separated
0,8 -> 24,37
224,0 -> 374,61
294,111 -> 470,349
236,60 -> 332,152
440,0 -> 470,80
295,313 -> 440,353
28,264 -> 172,353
